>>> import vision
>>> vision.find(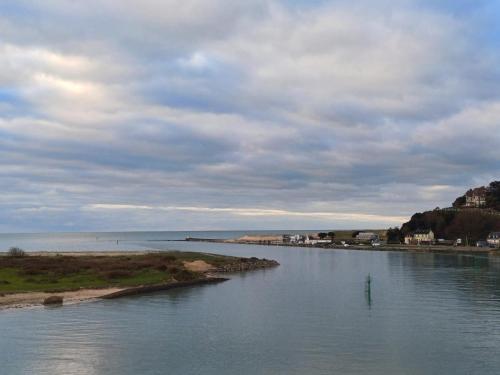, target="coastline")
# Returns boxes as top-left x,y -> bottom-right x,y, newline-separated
0,277 -> 229,311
